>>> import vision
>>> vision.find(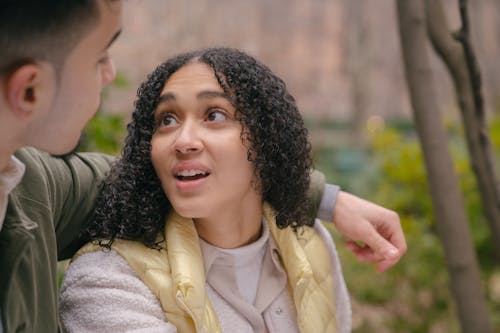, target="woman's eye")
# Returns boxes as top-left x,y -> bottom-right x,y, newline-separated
206,110 -> 227,122
159,114 -> 178,127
